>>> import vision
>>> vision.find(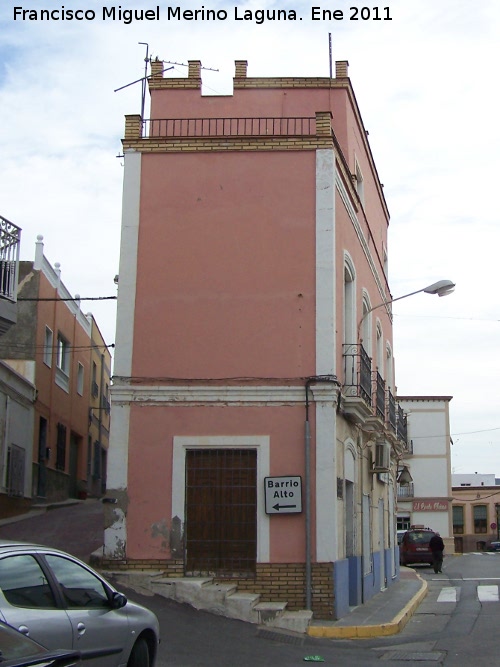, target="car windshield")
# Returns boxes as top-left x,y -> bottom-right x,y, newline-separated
407,531 -> 434,544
